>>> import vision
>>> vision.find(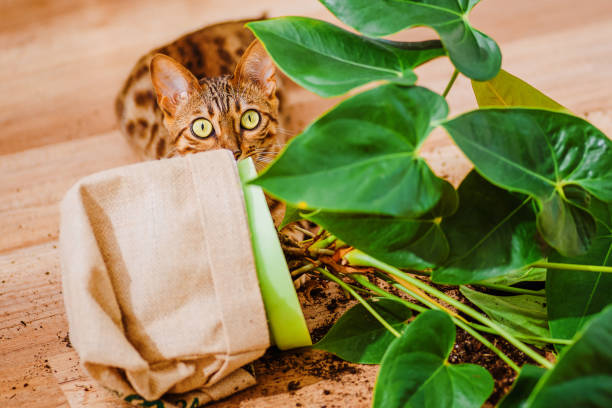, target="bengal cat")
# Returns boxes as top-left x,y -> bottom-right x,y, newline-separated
115,18 -> 306,229
115,18 -> 288,167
